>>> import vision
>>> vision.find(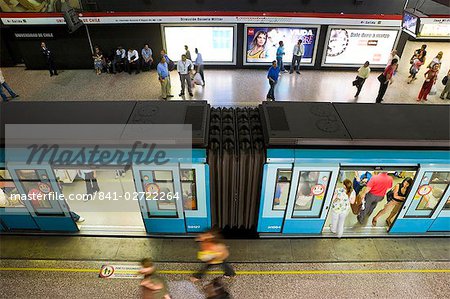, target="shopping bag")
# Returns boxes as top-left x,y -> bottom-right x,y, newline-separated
429,85 -> 437,95
193,72 -> 204,86
351,193 -> 363,215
